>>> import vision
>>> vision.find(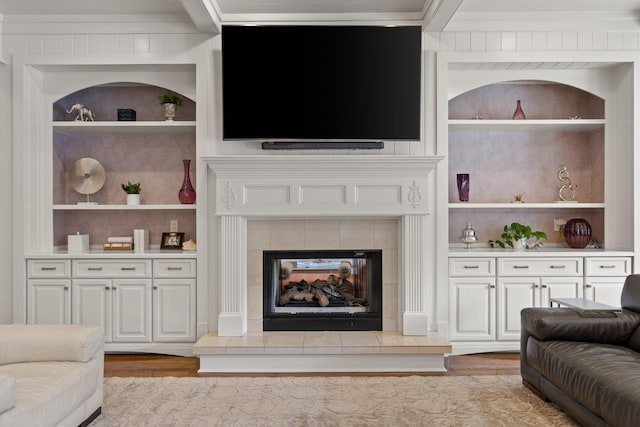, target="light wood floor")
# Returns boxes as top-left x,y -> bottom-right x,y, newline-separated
104,353 -> 520,377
